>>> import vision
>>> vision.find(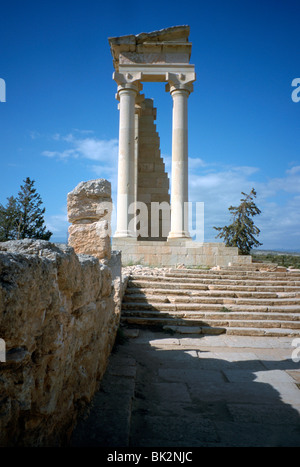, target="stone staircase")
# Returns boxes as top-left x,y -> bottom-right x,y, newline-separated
121,264 -> 300,336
